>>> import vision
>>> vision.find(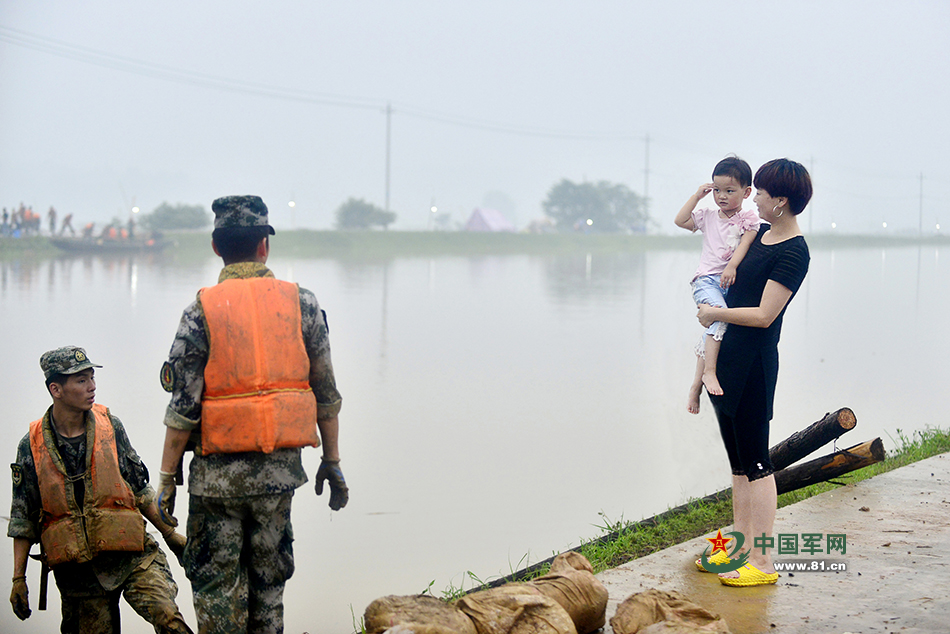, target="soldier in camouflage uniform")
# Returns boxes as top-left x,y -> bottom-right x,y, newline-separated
8,346 -> 193,634
157,195 -> 348,634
